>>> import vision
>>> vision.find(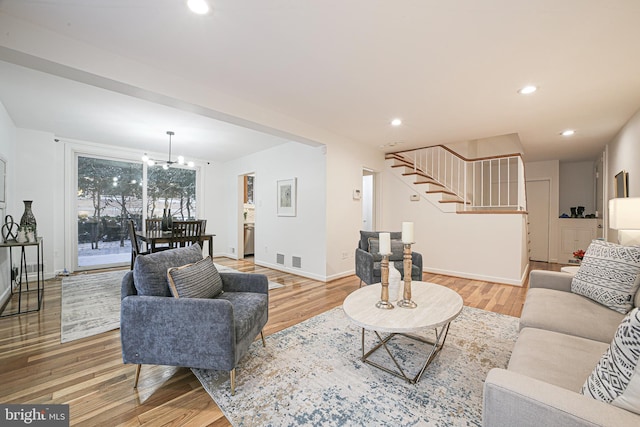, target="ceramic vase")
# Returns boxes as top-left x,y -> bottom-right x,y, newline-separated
388,263 -> 402,302
20,200 -> 37,237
